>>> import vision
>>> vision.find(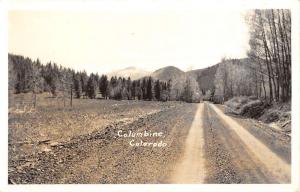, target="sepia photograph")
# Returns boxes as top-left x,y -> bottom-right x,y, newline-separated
6,4 -> 294,186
